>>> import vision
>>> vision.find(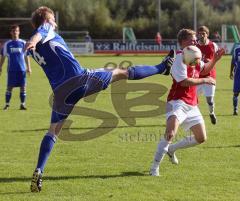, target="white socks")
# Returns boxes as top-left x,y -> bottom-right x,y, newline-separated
206,96 -> 214,114
168,135 -> 199,154
152,138 -> 170,169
